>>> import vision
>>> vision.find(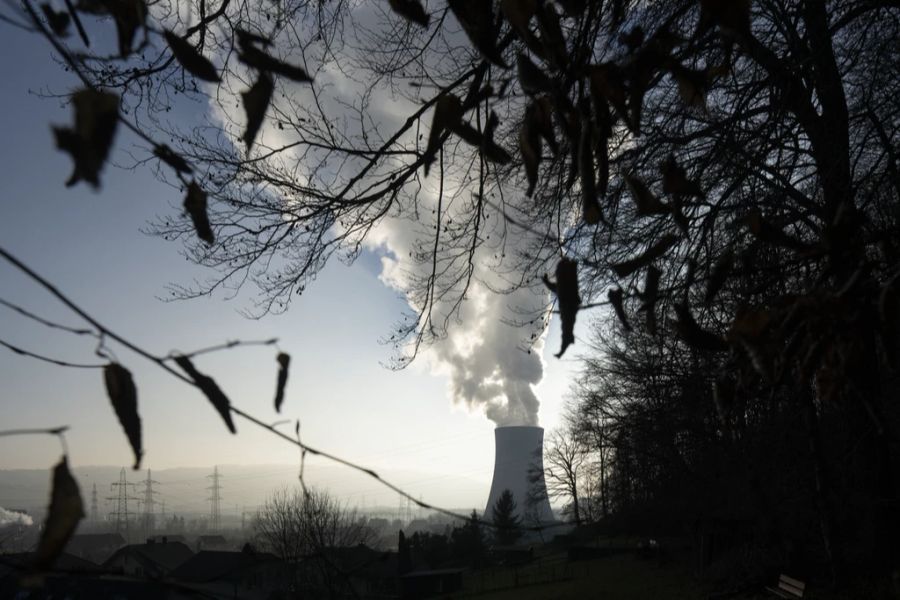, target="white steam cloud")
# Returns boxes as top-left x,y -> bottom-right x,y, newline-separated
194,4 -> 553,425
0,506 -> 33,527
